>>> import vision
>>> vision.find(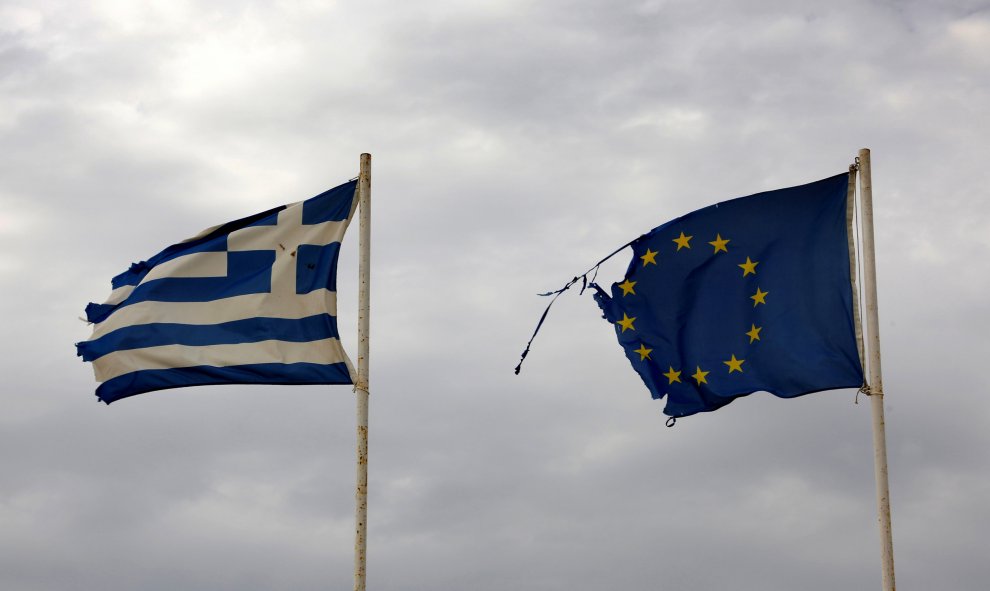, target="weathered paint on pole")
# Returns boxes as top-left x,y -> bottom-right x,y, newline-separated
858,148 -> 896,591
354,153 -> 371,591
